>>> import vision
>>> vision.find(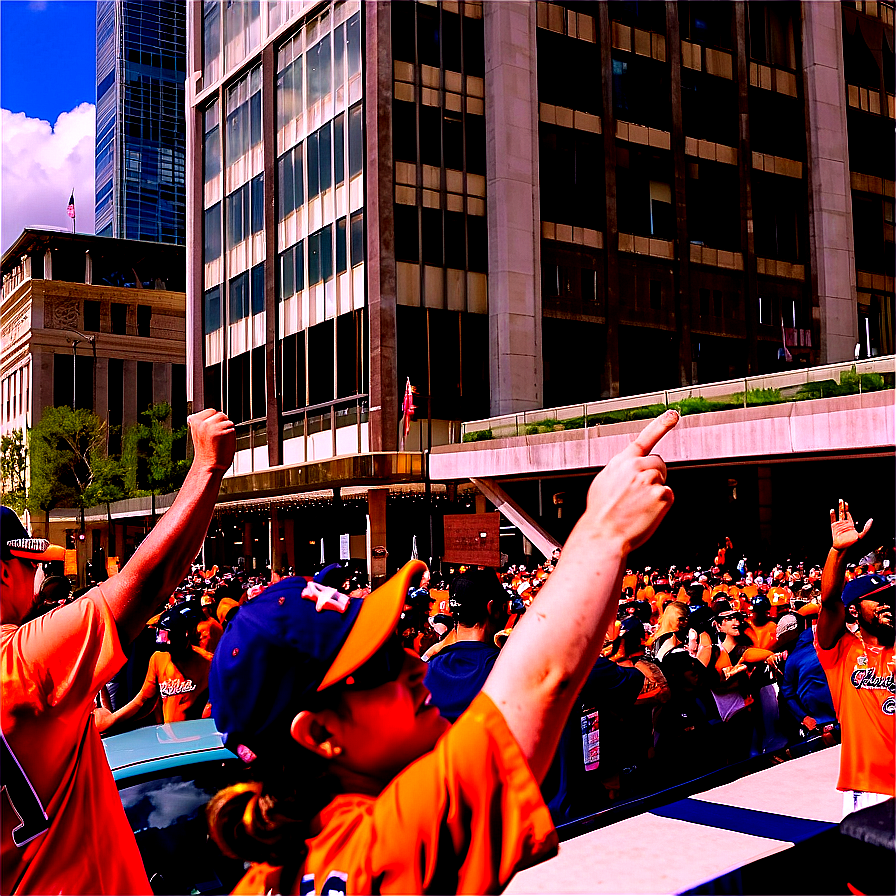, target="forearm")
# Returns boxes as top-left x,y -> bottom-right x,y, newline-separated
483,529 -> 626,782
817,547 -> 848,649
100,461 -> 227,643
